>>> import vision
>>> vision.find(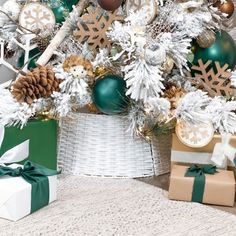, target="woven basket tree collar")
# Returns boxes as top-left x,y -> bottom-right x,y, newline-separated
11,66 -> 60,105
